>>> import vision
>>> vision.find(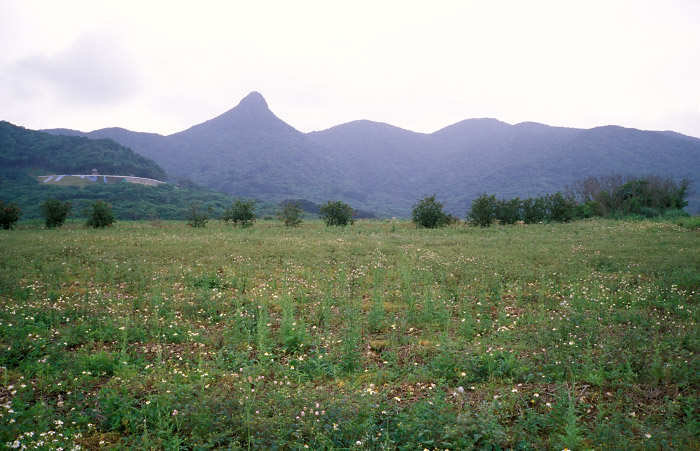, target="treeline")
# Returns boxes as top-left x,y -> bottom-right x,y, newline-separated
468,175 -> 689,227
565,174 -> 689,218
280,198 -> 377,219
0,121 -> 166,180
468,192 -> 576,226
